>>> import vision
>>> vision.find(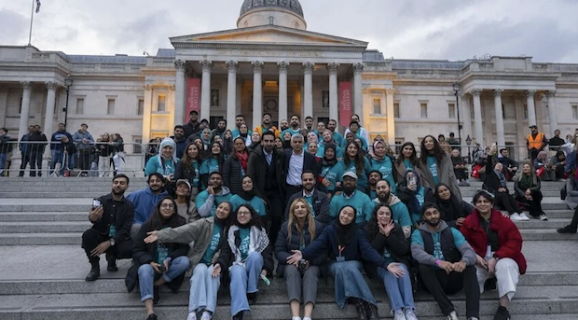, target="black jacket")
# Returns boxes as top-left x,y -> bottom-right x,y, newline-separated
363,223 -> 410,279
222,154 -> 247,195
90,194 -> 134,244
284,190 -> 330,224
484,156 -> 508,194
183,121 -> 202,139
275,220 -> 326,276
283,149 -> 319,184
217,227 -> 274,276
28,131 -> 48,153
247,145 -> 285,197
174,160 -> 201,188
